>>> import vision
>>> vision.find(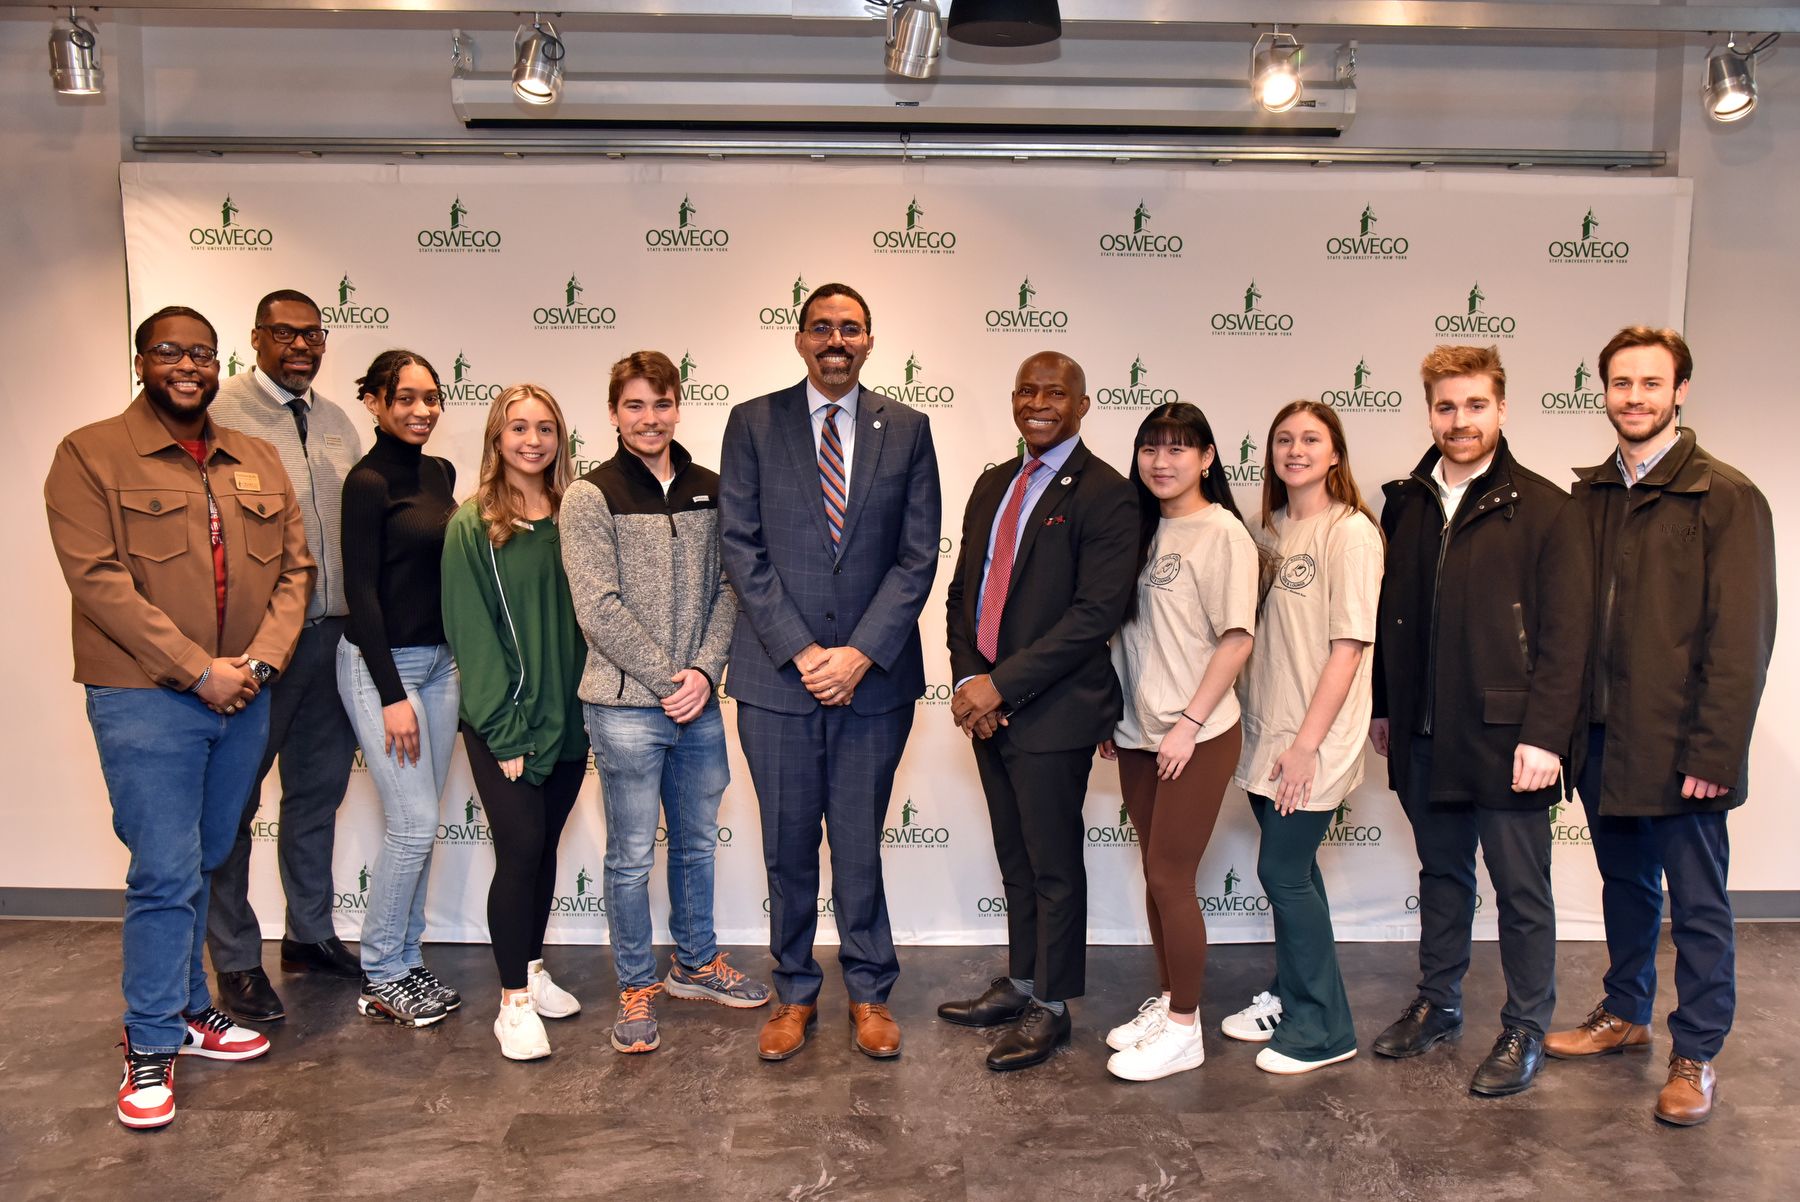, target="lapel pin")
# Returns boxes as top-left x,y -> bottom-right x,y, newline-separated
1061,476 -> 1072,485
873,420 -> 882,429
